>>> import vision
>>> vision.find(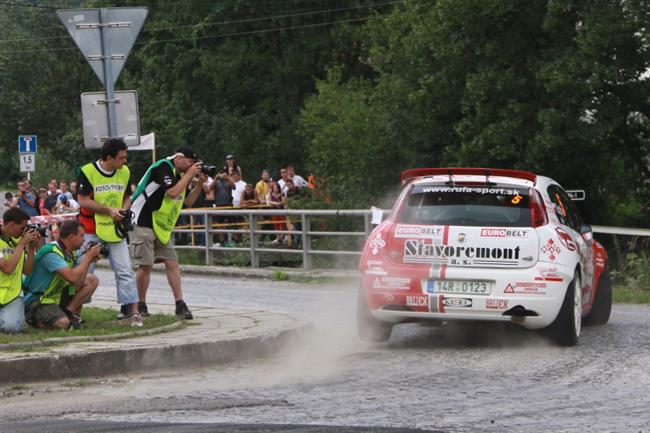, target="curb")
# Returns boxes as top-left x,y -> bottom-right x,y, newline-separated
0,320 -> 313,384
0,321 -> 185,351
